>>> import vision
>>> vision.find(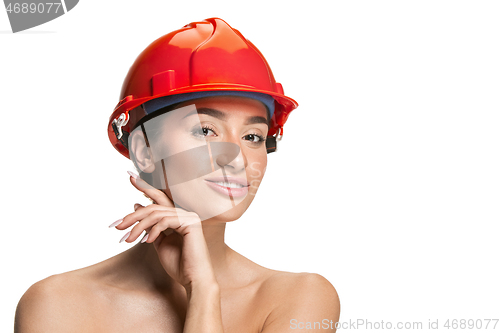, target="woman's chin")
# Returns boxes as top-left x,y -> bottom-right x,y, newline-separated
201,200 -> 251,222
200,205 -> 248,223
165,180 -> 260,222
